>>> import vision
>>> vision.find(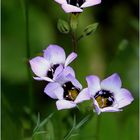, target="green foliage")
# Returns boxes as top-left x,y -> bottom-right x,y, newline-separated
64,115 -> 91,140
2,0 -> 139,140
78,23 -> 99,40
57,19 -> 70,34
